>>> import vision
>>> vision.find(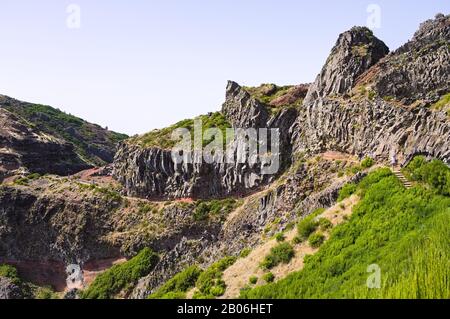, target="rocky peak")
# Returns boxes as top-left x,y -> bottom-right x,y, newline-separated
221,81 -> 269,128
412,13 -> 449,44
304,26 -> 389,103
